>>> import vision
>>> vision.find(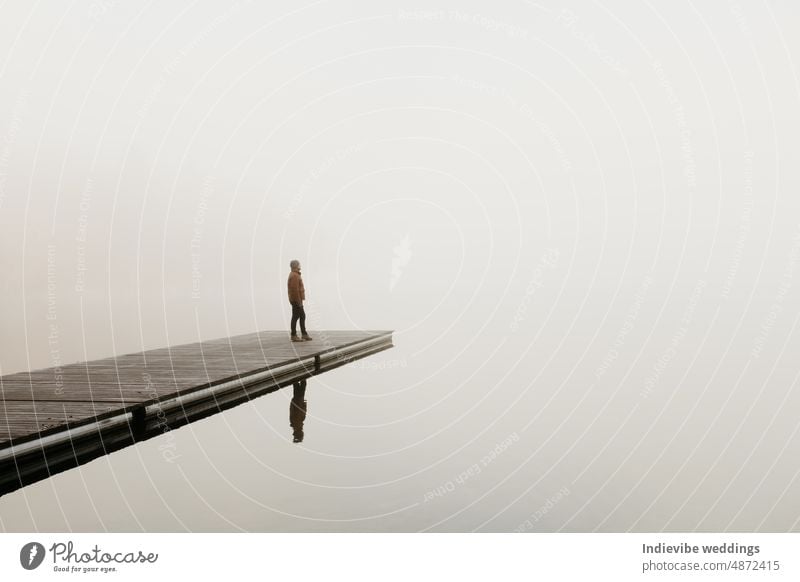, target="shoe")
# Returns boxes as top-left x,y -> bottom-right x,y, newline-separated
291,335 -> 302,342
302,334 -> 313,341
